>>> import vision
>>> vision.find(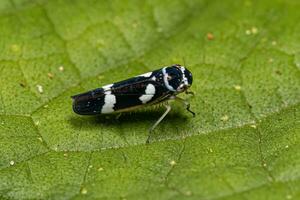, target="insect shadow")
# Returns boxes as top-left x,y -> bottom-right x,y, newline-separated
68,107 -> 190,139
